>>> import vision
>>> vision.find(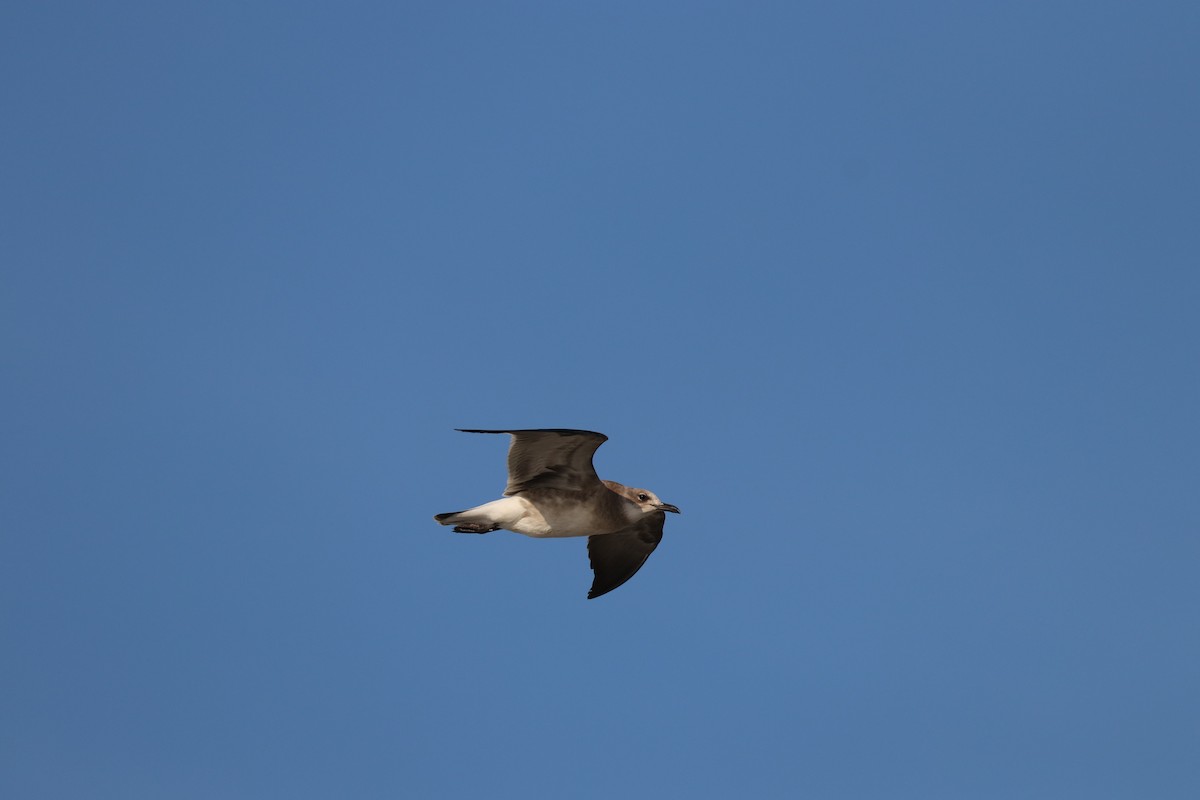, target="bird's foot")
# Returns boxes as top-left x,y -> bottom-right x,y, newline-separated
453,523 -> 500,534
